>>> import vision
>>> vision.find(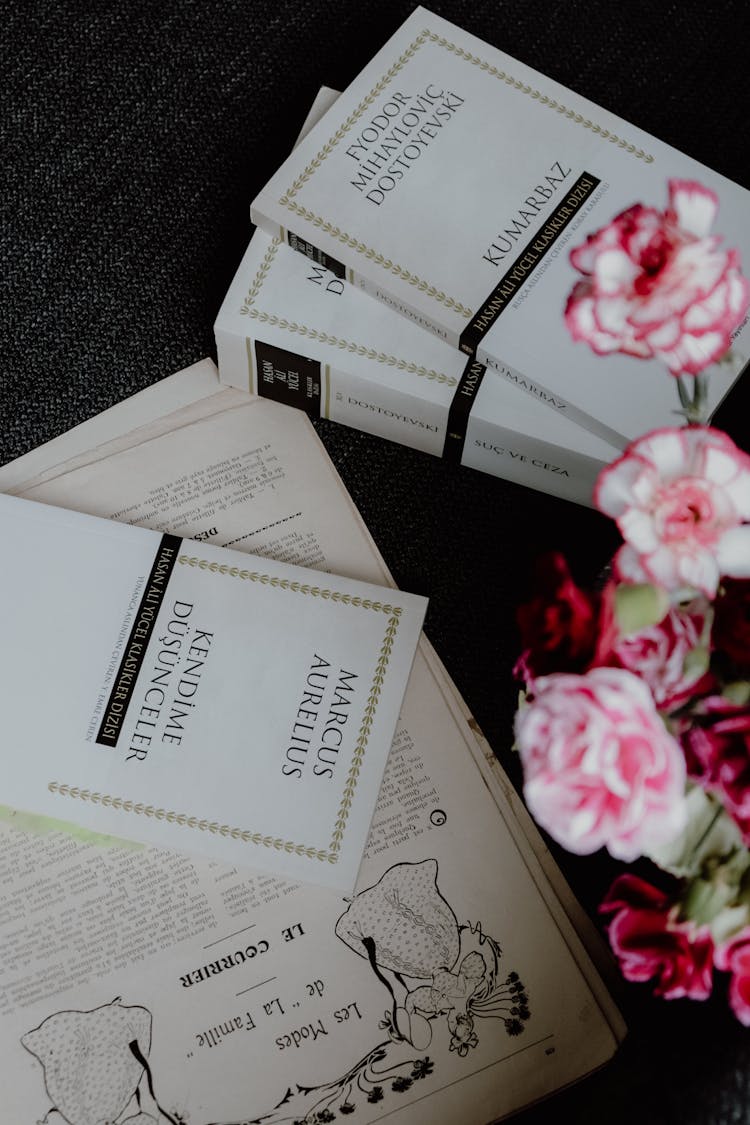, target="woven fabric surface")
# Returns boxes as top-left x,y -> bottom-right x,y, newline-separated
2,1 -> 750,1121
